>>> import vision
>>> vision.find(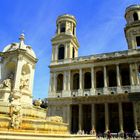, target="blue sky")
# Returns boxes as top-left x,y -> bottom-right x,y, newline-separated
0,0 -> 139,99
